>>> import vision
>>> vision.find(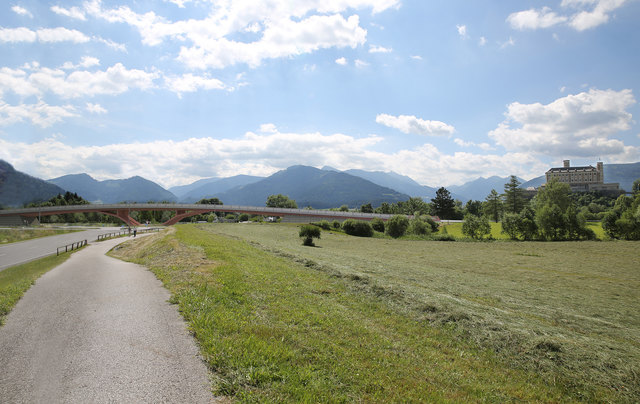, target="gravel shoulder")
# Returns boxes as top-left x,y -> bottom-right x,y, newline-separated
0,236 -> 216,403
